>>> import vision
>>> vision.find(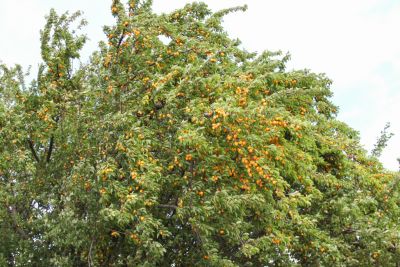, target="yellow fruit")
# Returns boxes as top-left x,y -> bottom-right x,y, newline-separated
111,231 -> 119,237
